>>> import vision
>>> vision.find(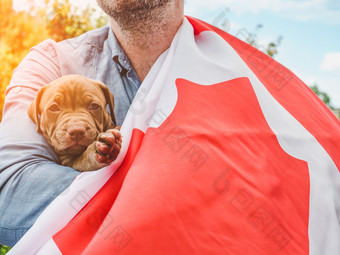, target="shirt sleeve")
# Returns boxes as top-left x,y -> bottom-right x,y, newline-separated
0,40 -> 79,246
1,39 -> 65,169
